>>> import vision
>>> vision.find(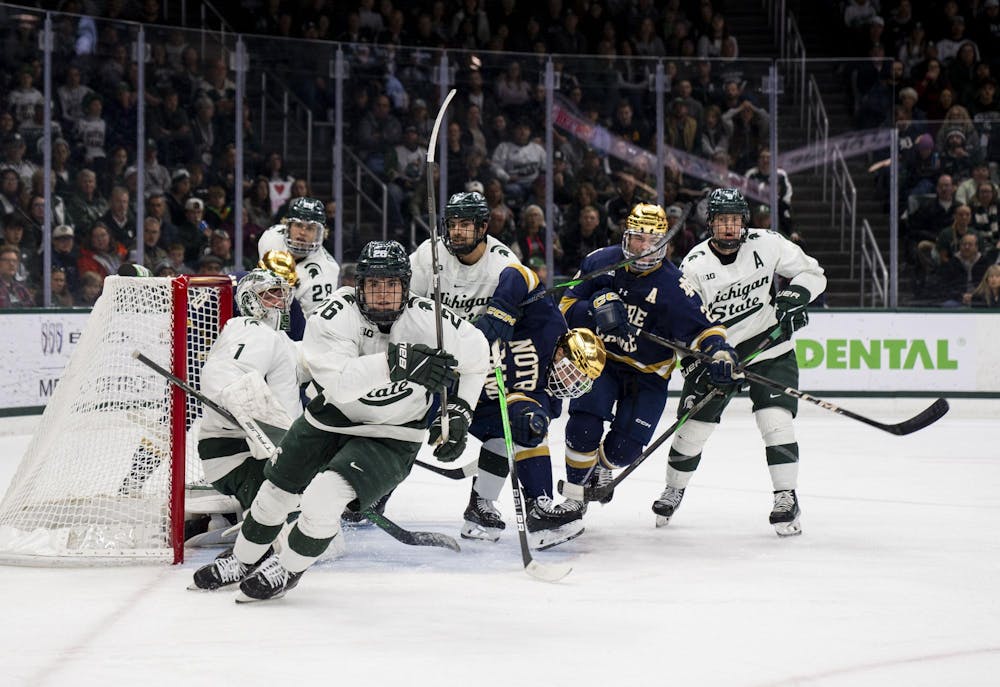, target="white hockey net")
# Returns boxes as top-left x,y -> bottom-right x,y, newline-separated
0,275 -> 232,565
